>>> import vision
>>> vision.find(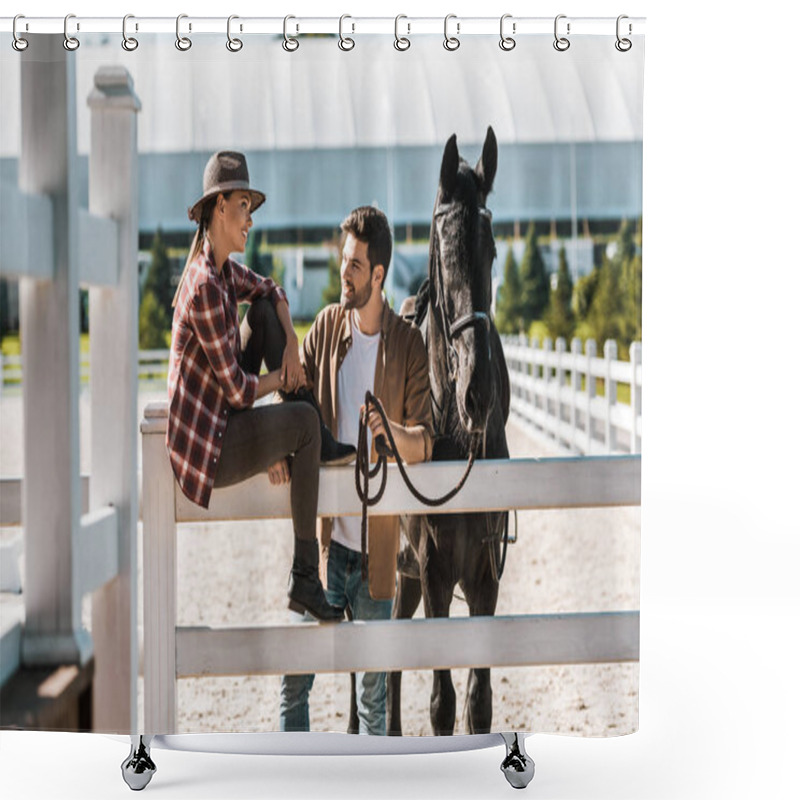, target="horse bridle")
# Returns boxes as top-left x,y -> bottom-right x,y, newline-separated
430,206 -> 494,436
431,204 -> 494,382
